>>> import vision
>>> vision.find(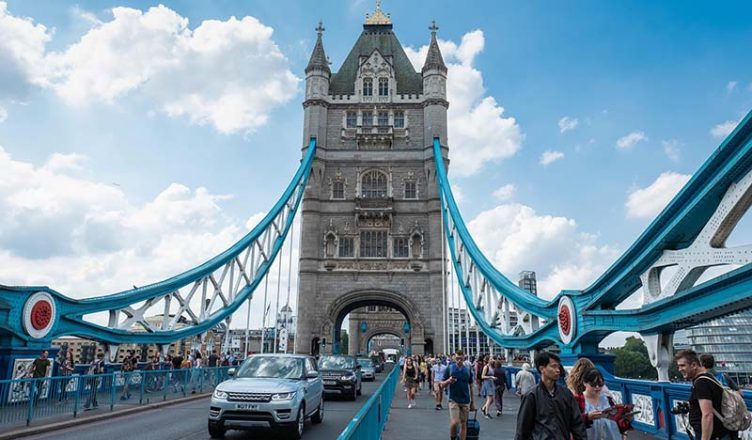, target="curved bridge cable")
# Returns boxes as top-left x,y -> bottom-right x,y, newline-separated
2,139 -> 317,346
433,138 -> 559,349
